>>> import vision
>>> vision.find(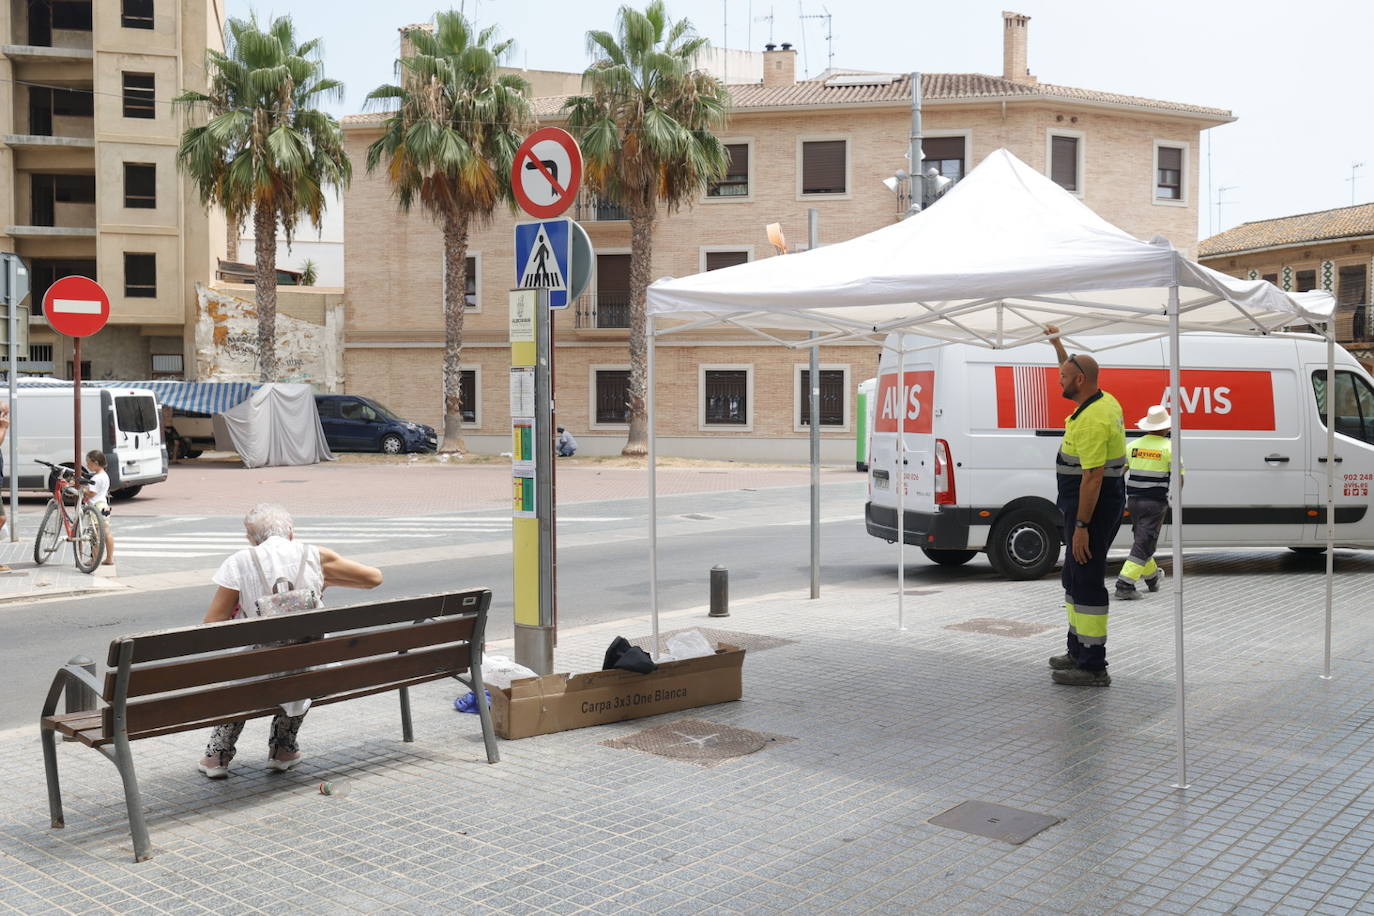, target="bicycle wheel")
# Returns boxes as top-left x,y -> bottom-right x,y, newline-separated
73,506 -> 104,574
32,501 -> 62,566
